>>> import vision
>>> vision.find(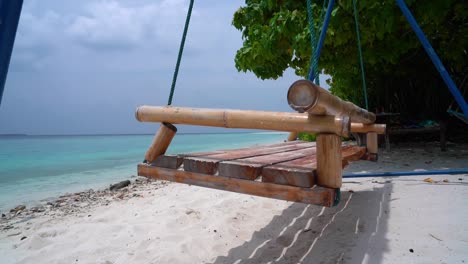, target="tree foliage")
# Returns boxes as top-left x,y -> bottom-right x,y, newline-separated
232,0 -> 467,119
